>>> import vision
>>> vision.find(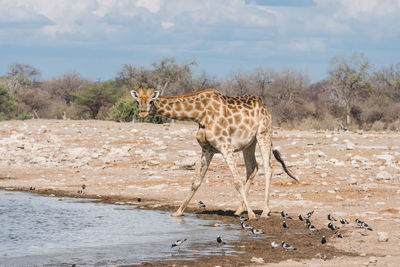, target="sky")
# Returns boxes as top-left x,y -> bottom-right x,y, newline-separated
1,0 -> 400,82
